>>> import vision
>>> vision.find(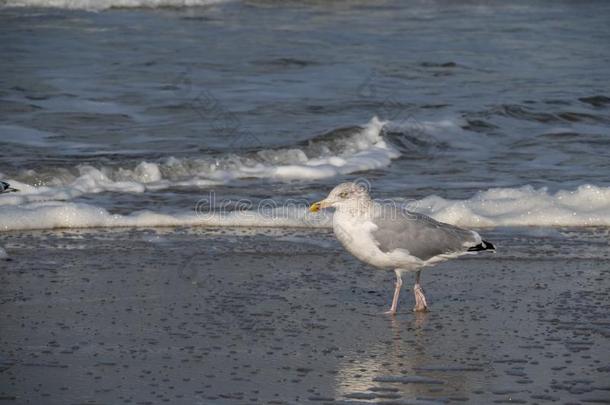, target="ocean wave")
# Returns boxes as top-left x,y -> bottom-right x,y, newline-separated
1,184 -> 609,232
1,117 -> 396,205
1,0 -> 230,10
